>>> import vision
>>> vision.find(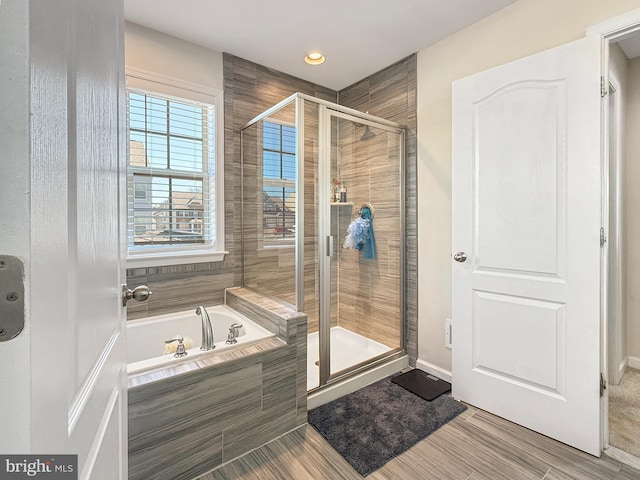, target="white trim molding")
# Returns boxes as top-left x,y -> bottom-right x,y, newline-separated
125,66 -> 222,103
587,8 -> 640,39
416,359 -> 452,384
628,356 -> 640,370
124,67 -> 226,267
